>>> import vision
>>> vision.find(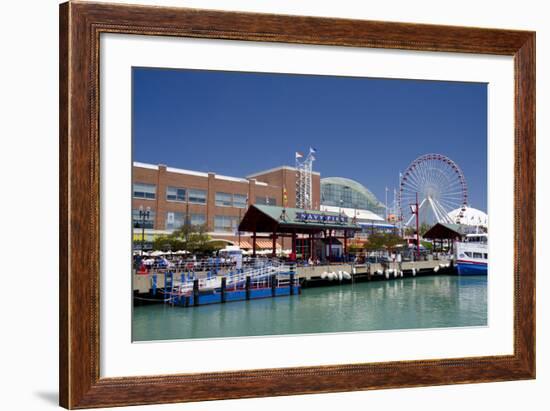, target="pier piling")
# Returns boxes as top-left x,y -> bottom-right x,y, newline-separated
152,273 -> 157,296
165,271 -> 173,303
221,277 -> 227,303
271,274 -> 277,297
245,276 -> 251,300
193,279 -> 199,306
